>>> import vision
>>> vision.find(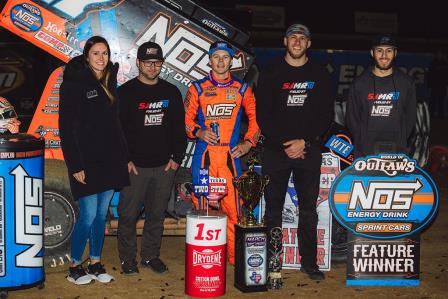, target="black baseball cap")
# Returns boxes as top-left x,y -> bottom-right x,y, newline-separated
137,41 -> 164,60
372,35 -> 397,48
